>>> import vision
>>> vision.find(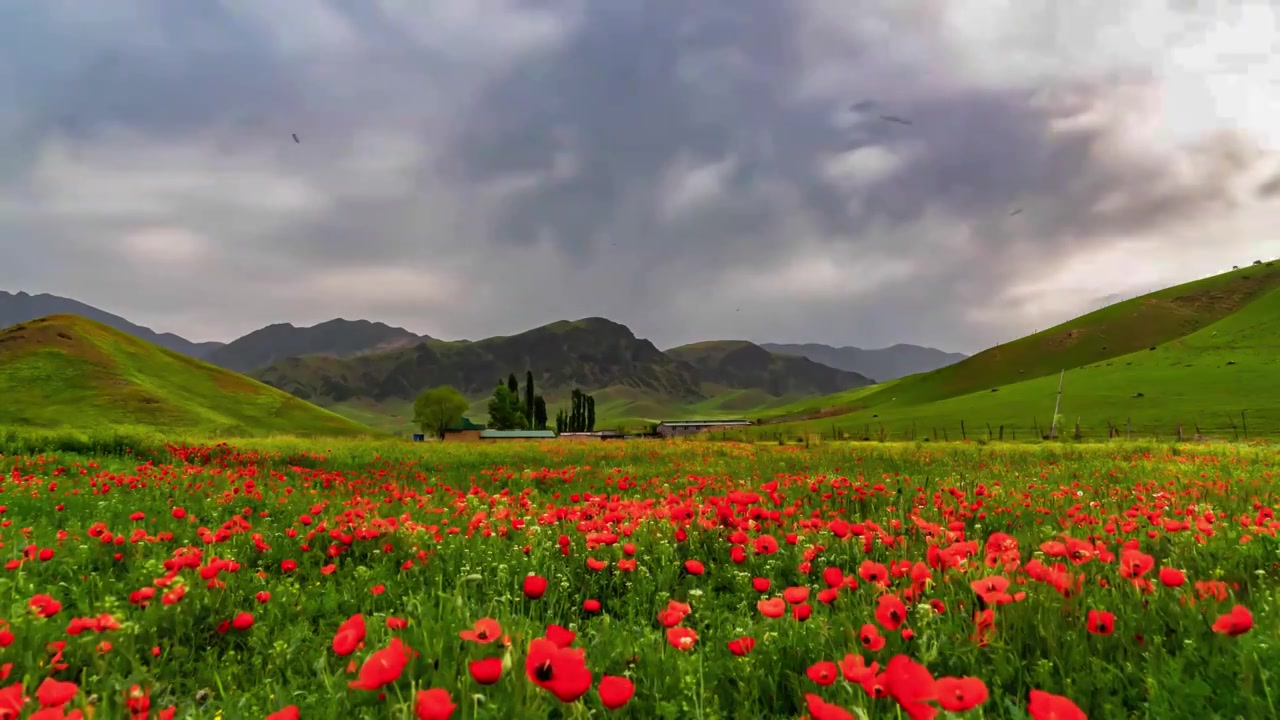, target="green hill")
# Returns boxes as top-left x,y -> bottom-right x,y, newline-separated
0,315 -> 375,438
763,263 -> 1280,424
762,273 -> 1280,441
